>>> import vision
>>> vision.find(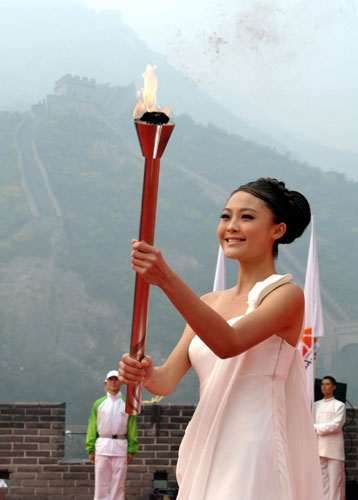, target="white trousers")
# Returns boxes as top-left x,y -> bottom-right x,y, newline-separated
320,457 -> 345,500
94,454 -> 128,500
